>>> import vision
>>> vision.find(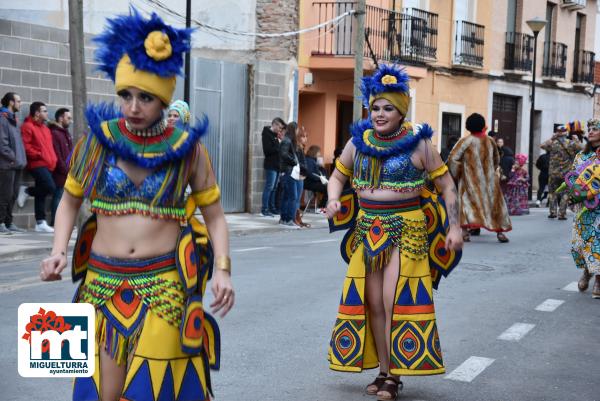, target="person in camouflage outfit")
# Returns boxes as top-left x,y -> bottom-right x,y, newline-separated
541,125 -> 582,219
